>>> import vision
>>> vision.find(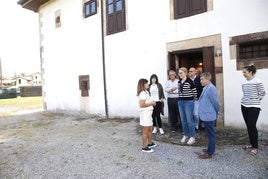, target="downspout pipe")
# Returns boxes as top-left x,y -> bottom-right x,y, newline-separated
100,0 -> 109,118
